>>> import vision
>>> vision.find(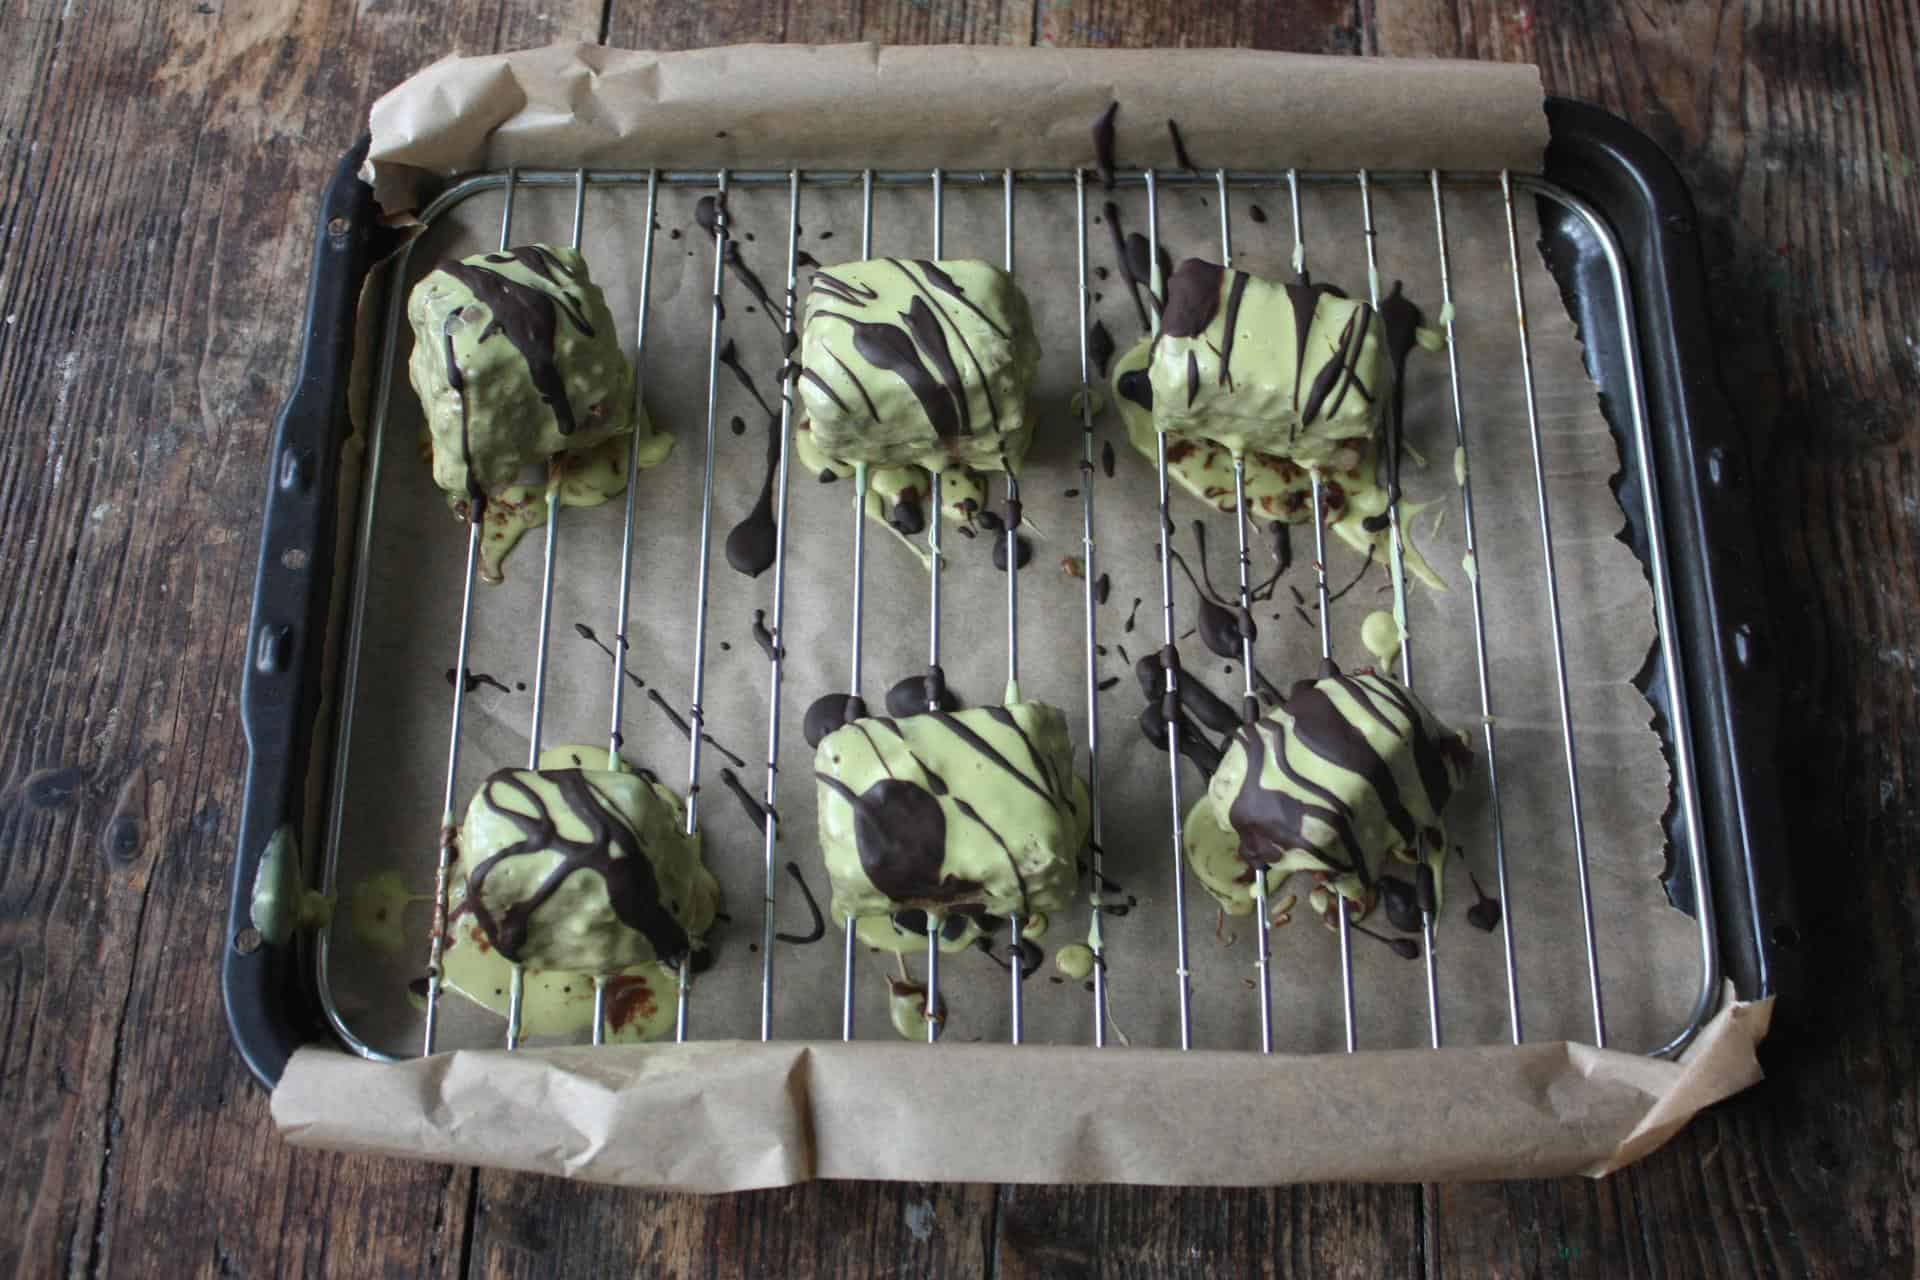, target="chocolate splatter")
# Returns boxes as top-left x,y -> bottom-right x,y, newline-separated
1092,102 -> 1119,189
572,623 -> 644,690
724,400 -> 783,578
751,608 -> 783,660
1103,202 -> 1150,331
992,534 -> 1033,571
1249,203 -> 1268,224
719,766 -> 768,831
647,689 -> 692,739
1095,572 -> 1111,604
775,862 -> 827,945
1167,119 -> 1198,171
444,667 -> 512,695
1377,874 -> 1423,934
